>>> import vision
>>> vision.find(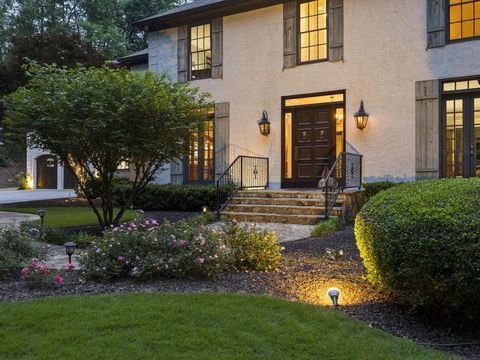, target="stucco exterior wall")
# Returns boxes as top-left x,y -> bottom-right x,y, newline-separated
149,0 -> 480,187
